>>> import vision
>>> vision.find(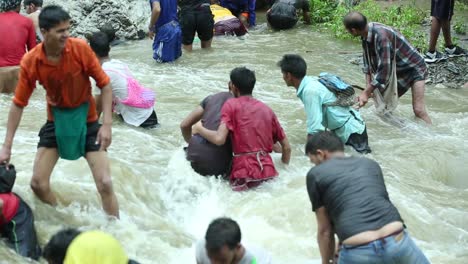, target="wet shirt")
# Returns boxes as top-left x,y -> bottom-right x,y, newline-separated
187,92 -> 233,174
297,76 -> 365,143
0,11 -> 36,67
271,0 -> 310,11
0,193 -> 19,226
149,0 -> 178,30
195,239 -> 272,264
97,59 -> 153,127
210,4 -> 235,21
179,0 -> 210,11
362,22 -> 427,93
221,96 -> 286,181
219,0 -> 256,26
13,38 -> 110,123
306,156 -> 403,241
